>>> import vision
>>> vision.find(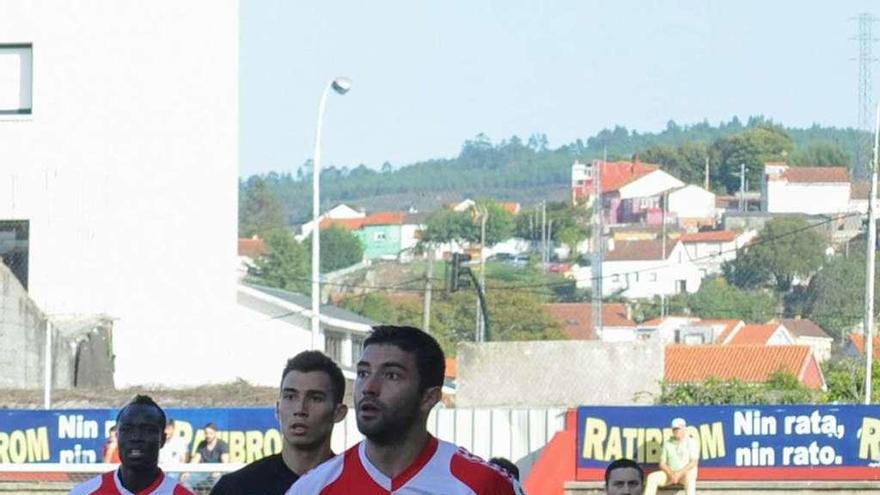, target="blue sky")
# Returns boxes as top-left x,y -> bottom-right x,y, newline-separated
240,1 -> 879,177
